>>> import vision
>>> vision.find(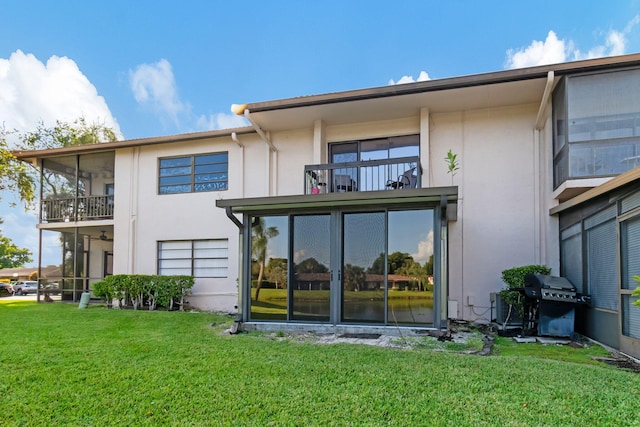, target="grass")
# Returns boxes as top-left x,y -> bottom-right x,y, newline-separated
2,301 -> 640,426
